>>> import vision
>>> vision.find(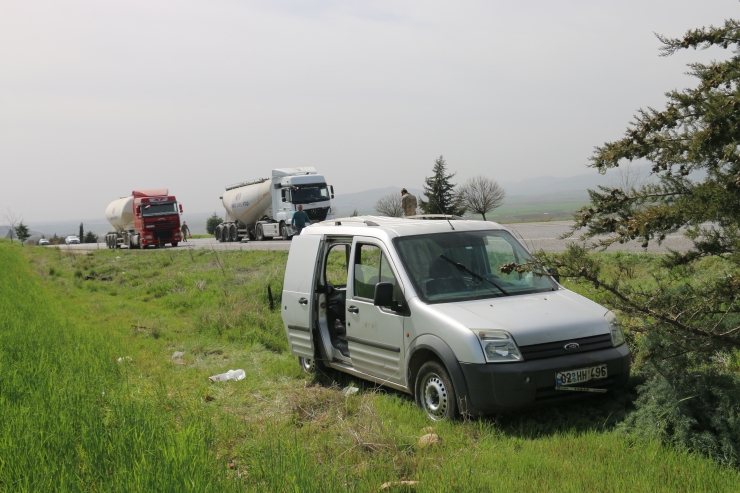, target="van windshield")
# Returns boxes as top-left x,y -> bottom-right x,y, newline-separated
394,230 -> 557,303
